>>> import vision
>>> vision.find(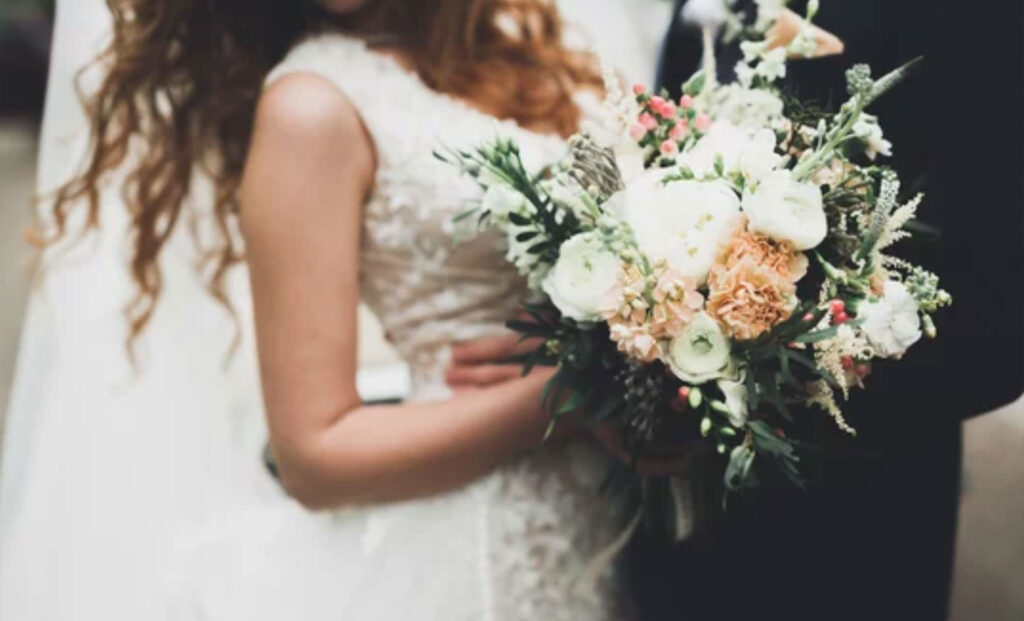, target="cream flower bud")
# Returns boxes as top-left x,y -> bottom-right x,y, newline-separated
665,313 -> 734,383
